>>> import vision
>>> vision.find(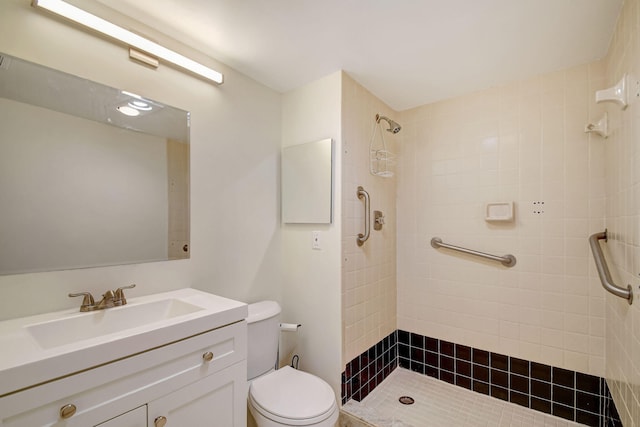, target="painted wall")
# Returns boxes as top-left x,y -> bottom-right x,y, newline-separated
280,71 -> 343,395
341,74 -> 398,365
0,0 -> 282,319
602,0 -> 640,424
396,61 -> 608,377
